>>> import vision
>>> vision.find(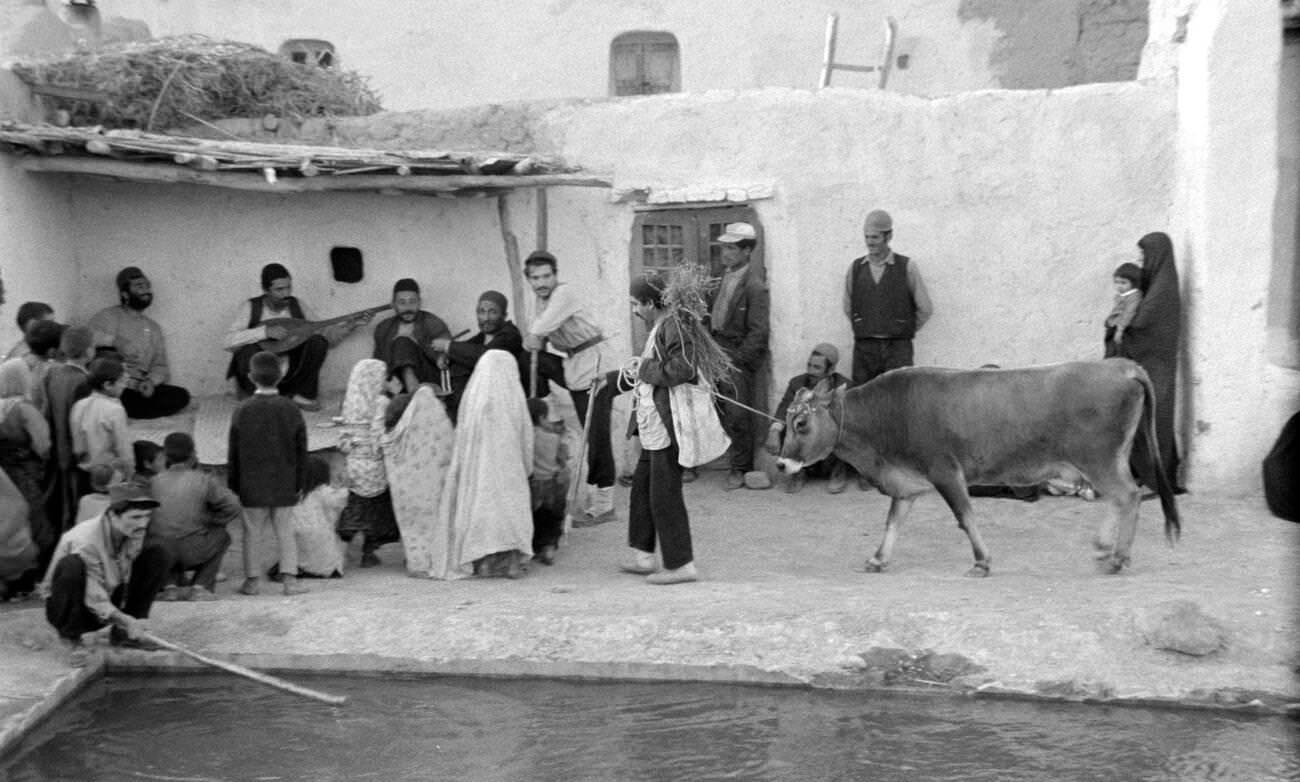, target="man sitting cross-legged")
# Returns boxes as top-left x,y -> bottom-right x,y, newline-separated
146,433 -> 243,601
